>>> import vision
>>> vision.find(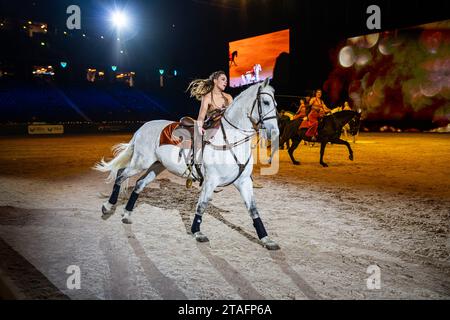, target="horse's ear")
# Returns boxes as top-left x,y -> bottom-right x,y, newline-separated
263,77 -> 270,87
